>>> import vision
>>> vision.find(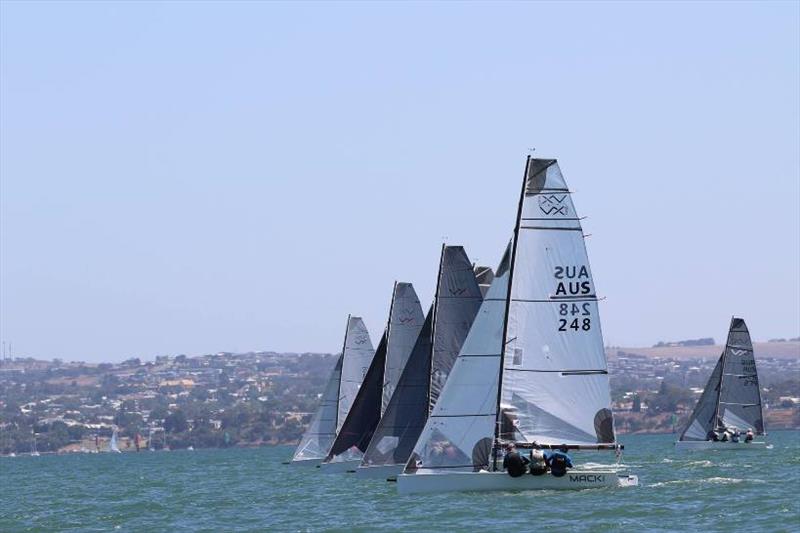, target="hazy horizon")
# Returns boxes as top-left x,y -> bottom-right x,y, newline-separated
2,2 -> 799,363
